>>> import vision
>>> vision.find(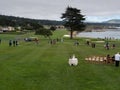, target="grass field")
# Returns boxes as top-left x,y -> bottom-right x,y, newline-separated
0,30 -> 120,90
